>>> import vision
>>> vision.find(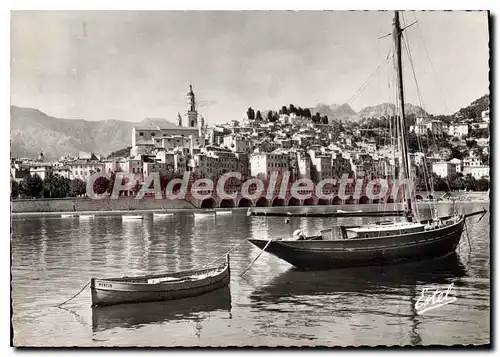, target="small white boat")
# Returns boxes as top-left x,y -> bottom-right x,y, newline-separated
216,211 -> 232,215
61,214 -> 76,218
194,211 -> 216,218
153,213 -> 174,218
122,215 -> 144,221
337,209 -> 362,213
79,214 -> 95,220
